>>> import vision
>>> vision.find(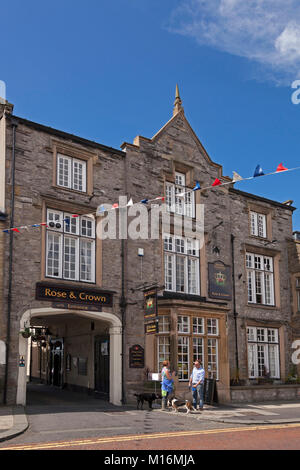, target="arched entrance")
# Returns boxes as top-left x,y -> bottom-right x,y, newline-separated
17,308 -> 122,406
